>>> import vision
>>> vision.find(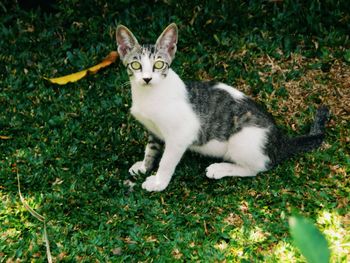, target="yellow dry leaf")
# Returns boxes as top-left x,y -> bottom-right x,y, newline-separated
0,135 -> 11,140
45,70 -> 87,85
88,51 -> 119,74
45,51 -> 119,85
